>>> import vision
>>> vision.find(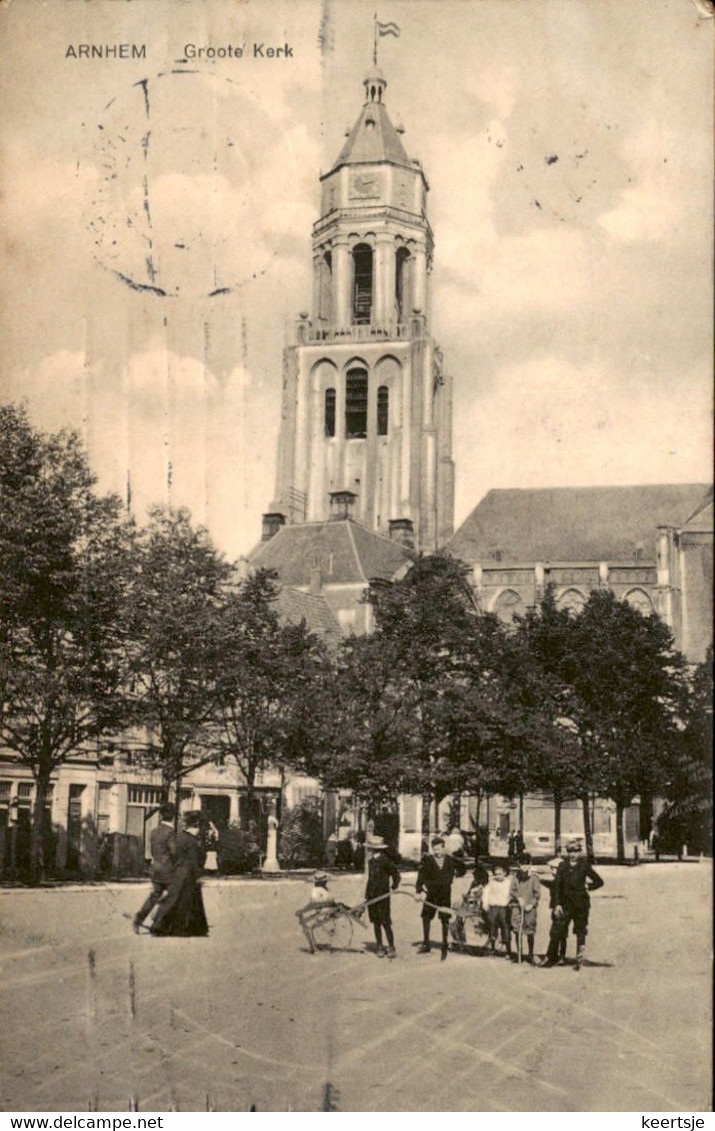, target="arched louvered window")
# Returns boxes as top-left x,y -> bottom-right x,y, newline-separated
352,244 -> 373,324
395,247 -> 411,322
324,387 -> 336,437
319,251 -> 333,323
345,368 -> 368,438
377,385 -> 389,436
